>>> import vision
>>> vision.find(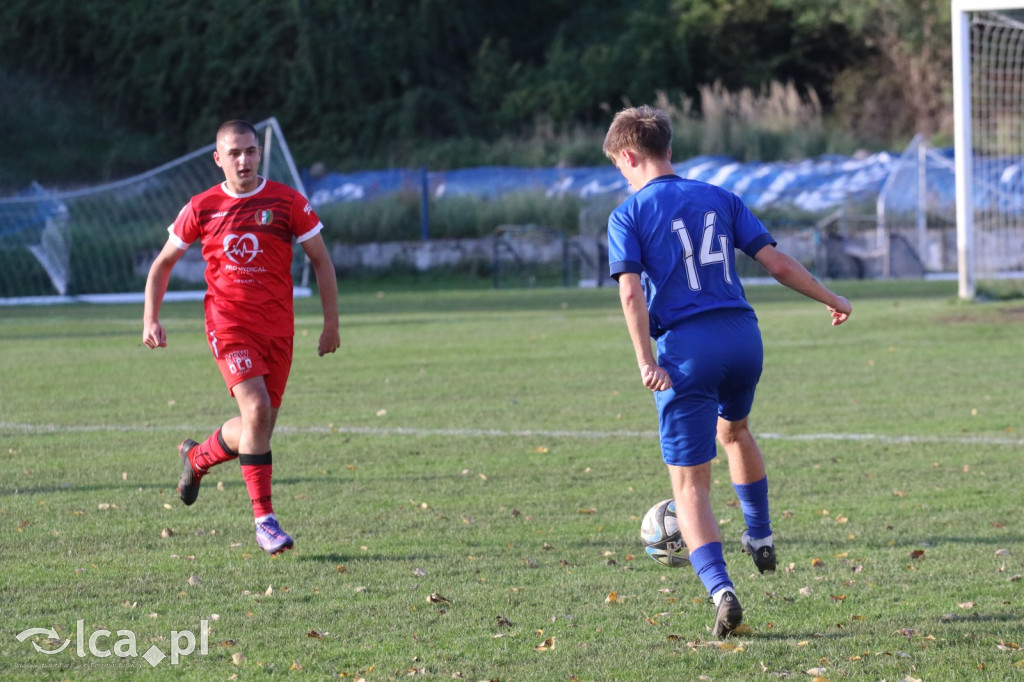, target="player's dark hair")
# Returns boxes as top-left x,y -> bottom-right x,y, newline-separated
603,106 -> 672,162
216,119 -> 259,143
